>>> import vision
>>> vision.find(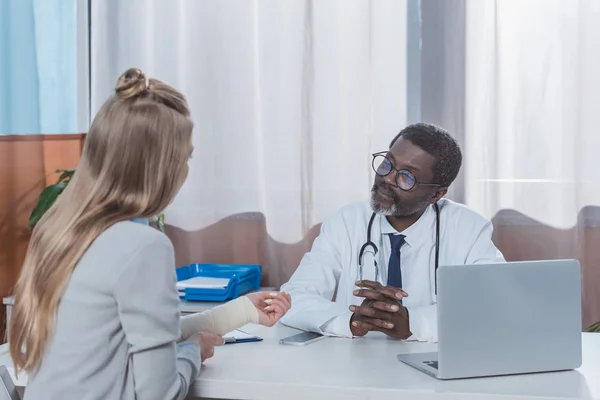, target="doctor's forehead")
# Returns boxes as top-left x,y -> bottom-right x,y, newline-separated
388,138 -> 437,174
